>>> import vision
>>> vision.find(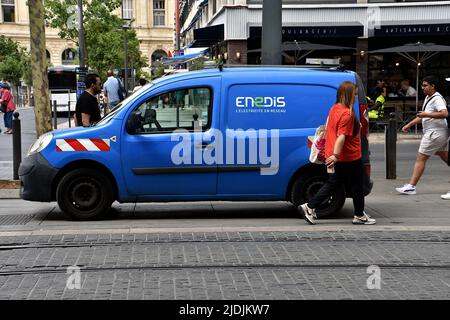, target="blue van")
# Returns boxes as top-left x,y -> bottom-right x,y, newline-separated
19,67 -> 372,220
